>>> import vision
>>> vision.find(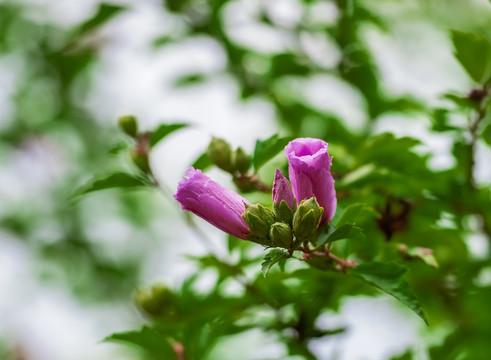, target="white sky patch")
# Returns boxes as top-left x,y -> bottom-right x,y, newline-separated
362,21 -> 470,105
311,296 -> 427,360
373,114 -> 456,171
